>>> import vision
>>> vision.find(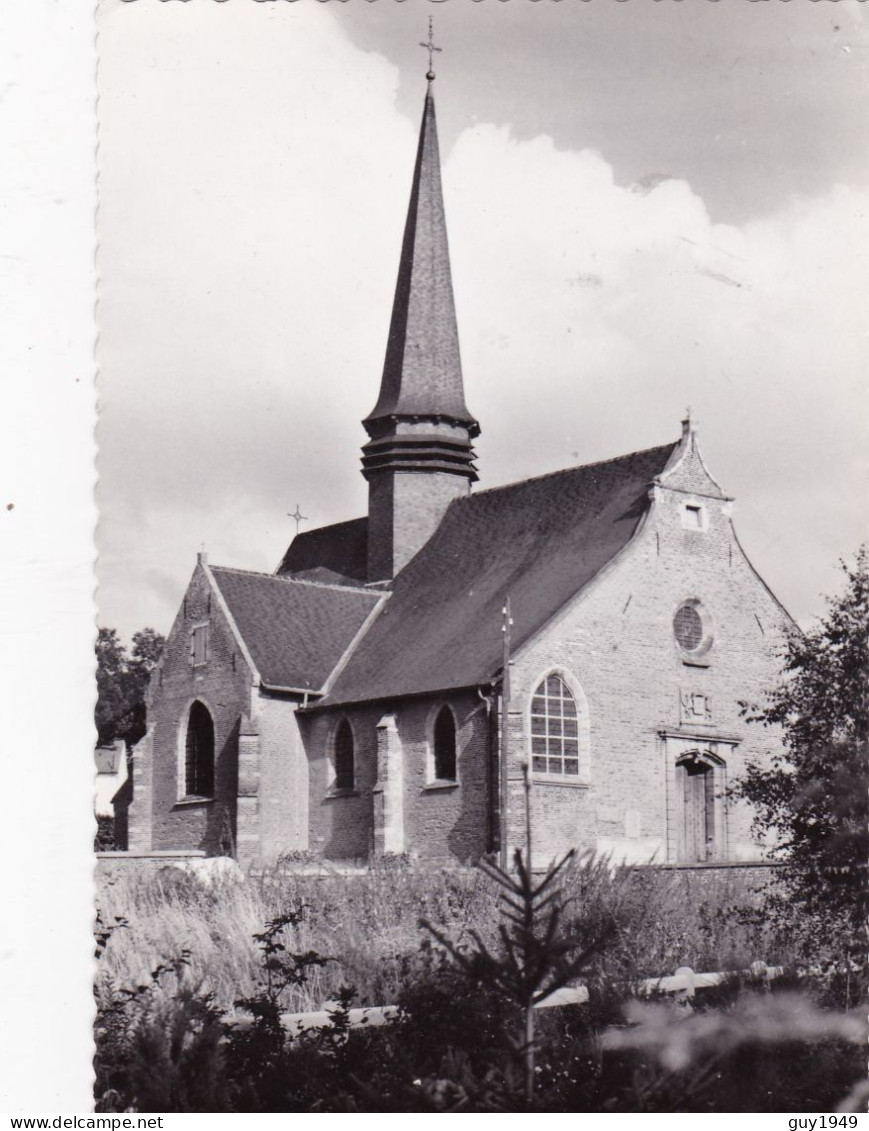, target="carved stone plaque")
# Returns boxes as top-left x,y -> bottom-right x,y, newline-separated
680,688 -> 713,725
